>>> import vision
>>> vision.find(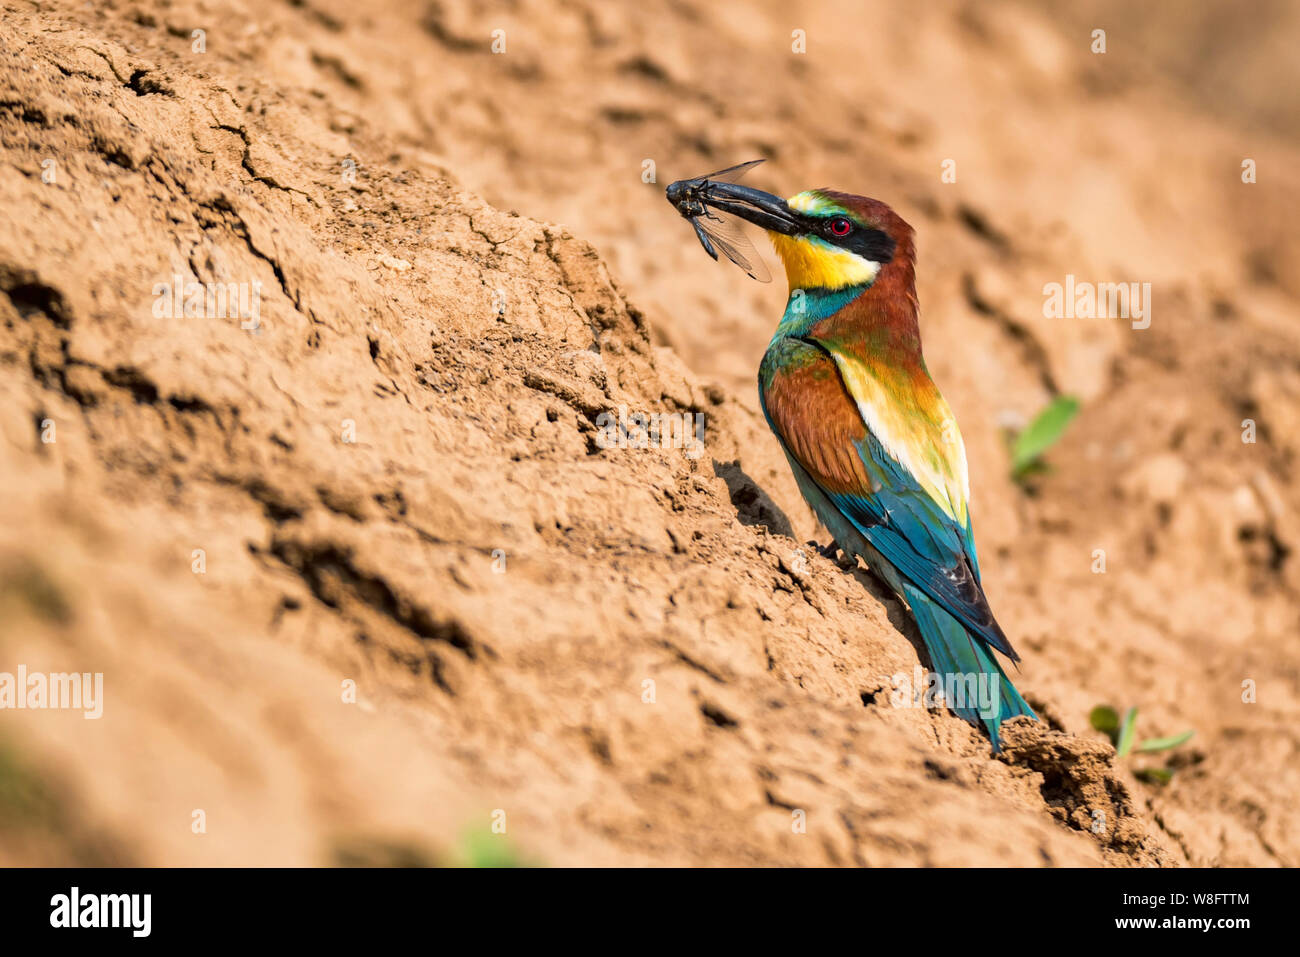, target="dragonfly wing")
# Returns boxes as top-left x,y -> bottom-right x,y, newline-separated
703,158 -> 765,184
696,208 -> 771,282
